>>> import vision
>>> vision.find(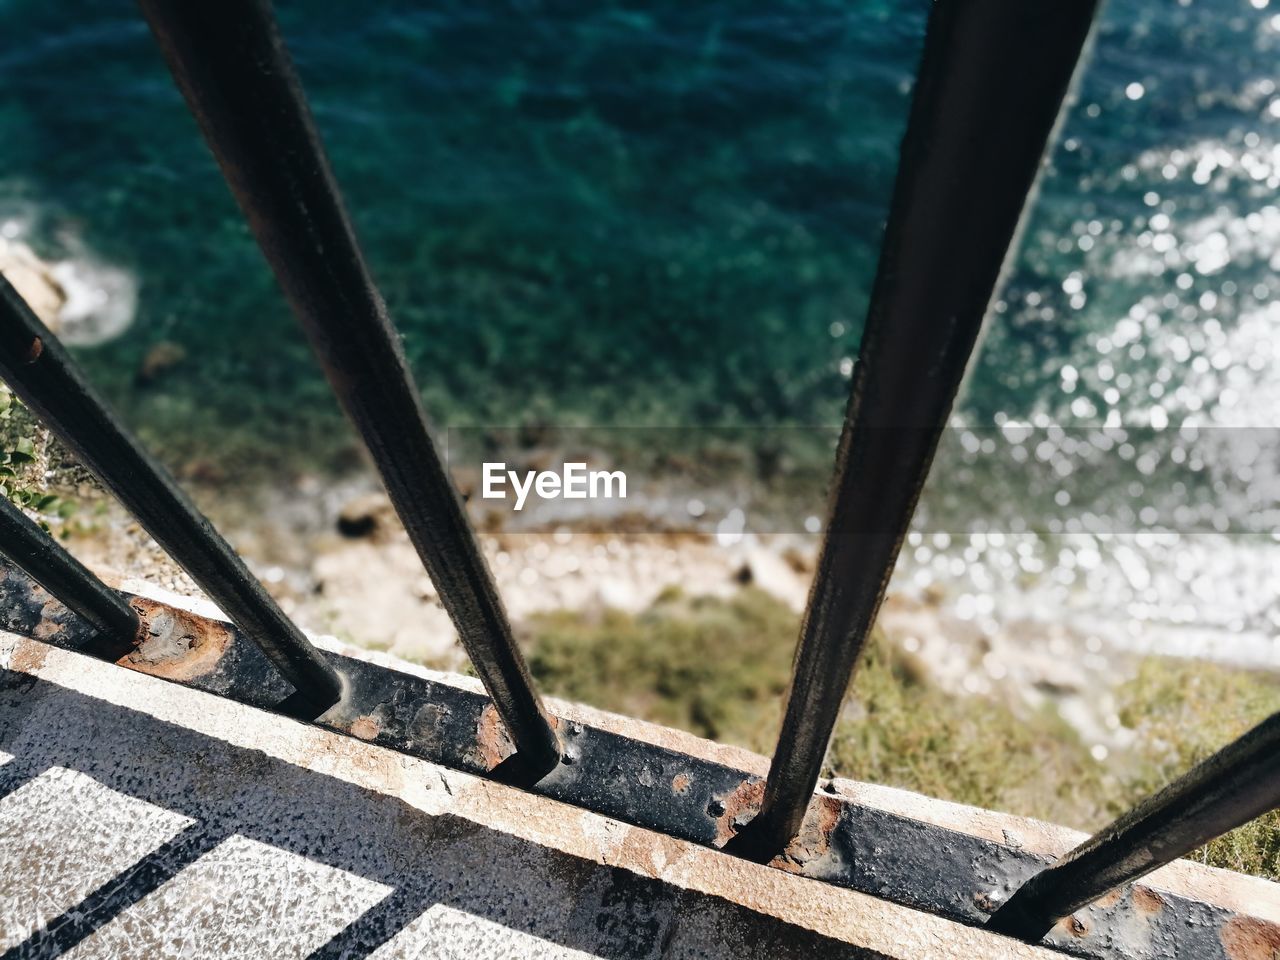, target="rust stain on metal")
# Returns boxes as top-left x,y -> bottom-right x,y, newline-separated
472,703 -> 517,770
407,701 -> 449,746
1131,885 -> 1166,916
1221,916 -> 1280,960
773,794 -> 842,873
1055,914 -> 1090,939
350,715 -> 380,740
9,637 -> 47,673
671,773 -> 691,795
31,620 -> 61,640
117,598 -> 233,681
469,706 -> 562,770
711,778 -> 765,847
32,597 -> 70,640
1093,889 -> 1124,910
